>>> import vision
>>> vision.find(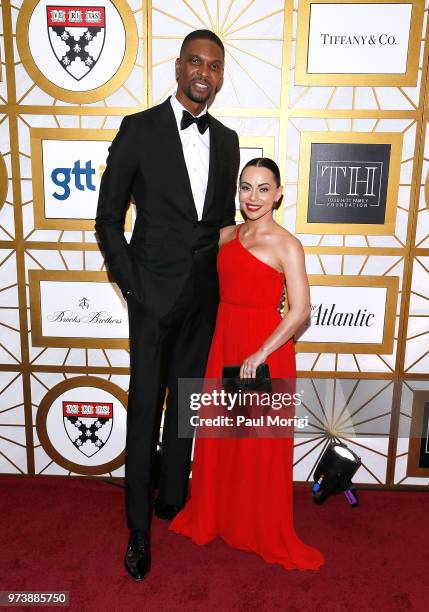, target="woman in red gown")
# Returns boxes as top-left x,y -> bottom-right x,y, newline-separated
170,158 -> 324,571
